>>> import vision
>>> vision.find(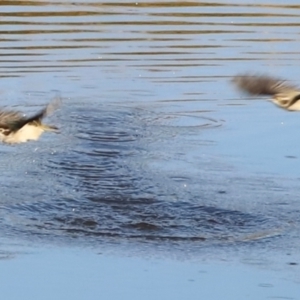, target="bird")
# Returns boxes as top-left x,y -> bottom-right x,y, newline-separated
0,98 -> 60,144
232,74 -> 300,111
